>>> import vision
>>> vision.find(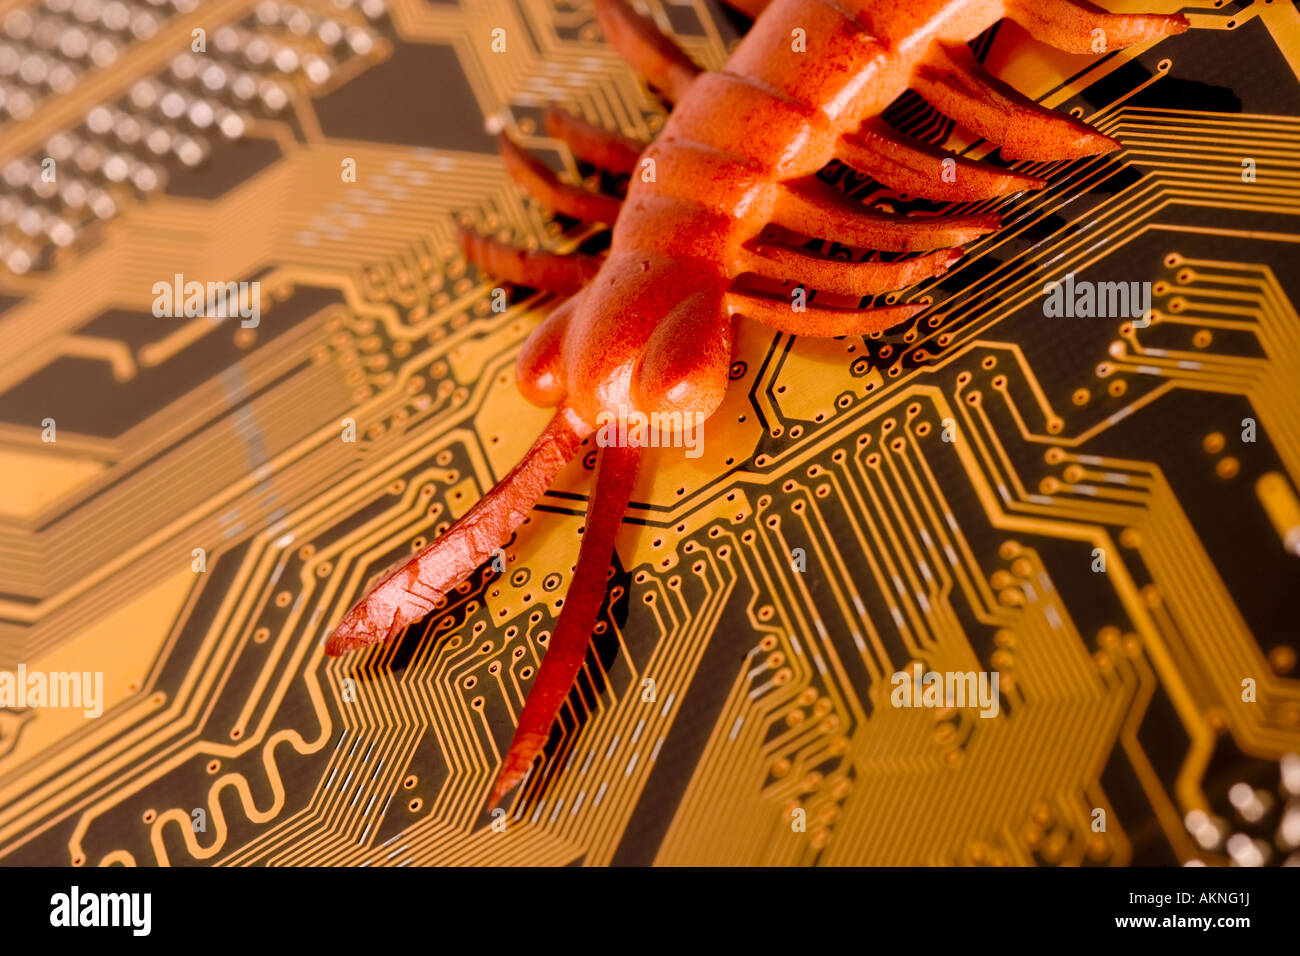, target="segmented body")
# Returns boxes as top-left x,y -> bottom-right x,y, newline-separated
532,0 -> 1010,428
324,0 -> 1189,809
